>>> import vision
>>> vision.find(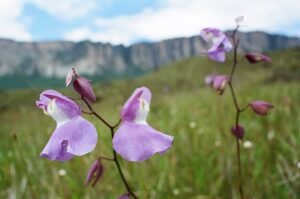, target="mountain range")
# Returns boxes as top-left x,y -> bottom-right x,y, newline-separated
0,31 -> 299,79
